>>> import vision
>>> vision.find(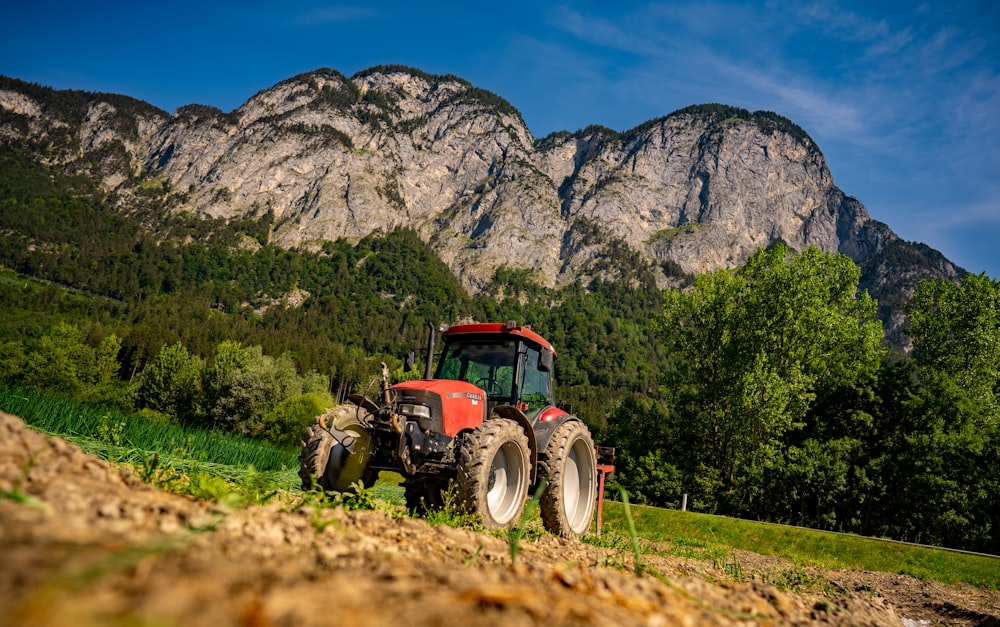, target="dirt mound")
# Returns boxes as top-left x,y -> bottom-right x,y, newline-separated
1,411 -> 996,626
